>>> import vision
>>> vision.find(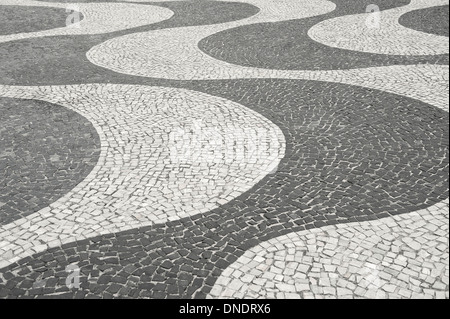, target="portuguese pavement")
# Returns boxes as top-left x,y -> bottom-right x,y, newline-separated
0,0 -> 448,299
